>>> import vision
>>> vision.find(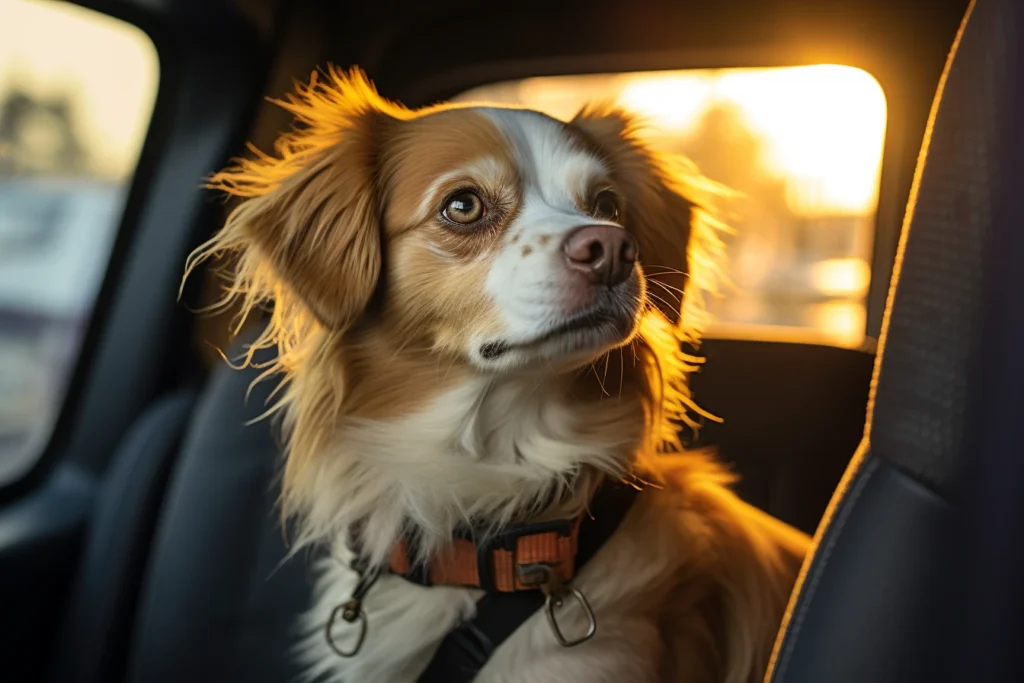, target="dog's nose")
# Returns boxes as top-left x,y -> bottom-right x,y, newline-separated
563,225 -> 638,287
